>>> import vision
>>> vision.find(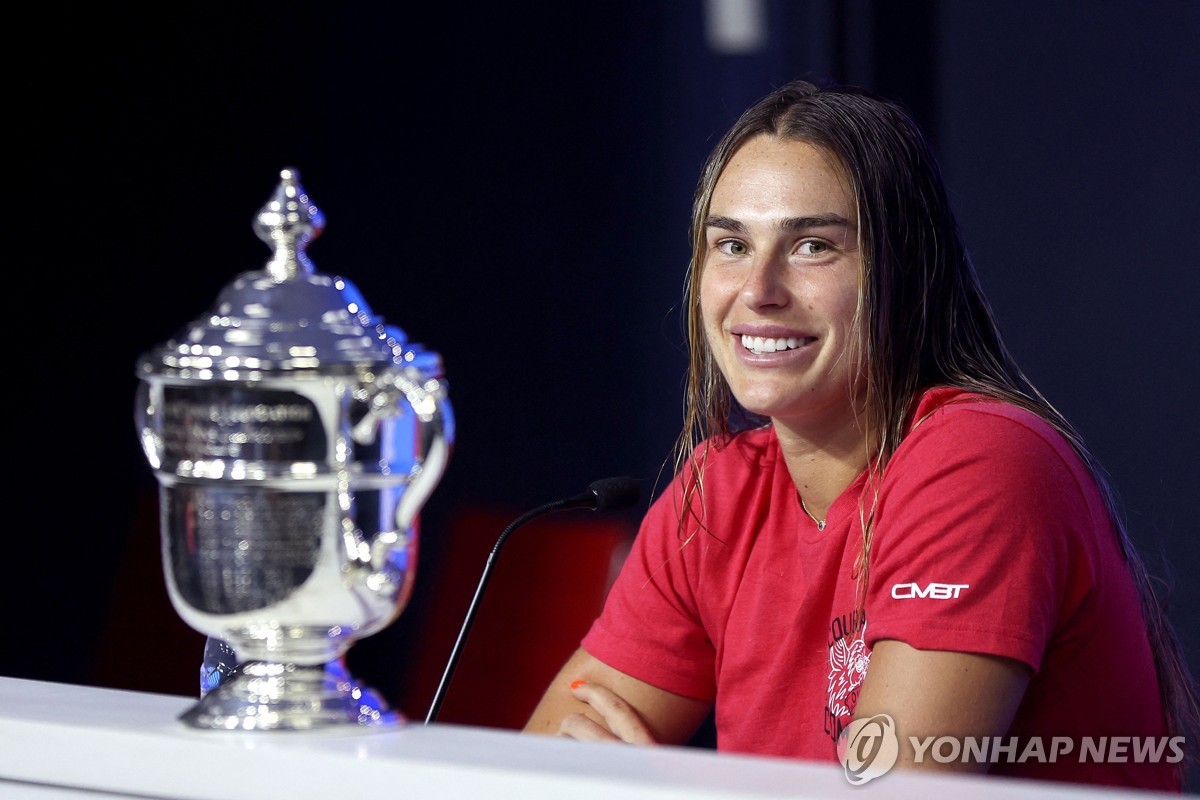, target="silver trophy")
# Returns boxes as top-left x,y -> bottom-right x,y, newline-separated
134,168 -> 453,730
